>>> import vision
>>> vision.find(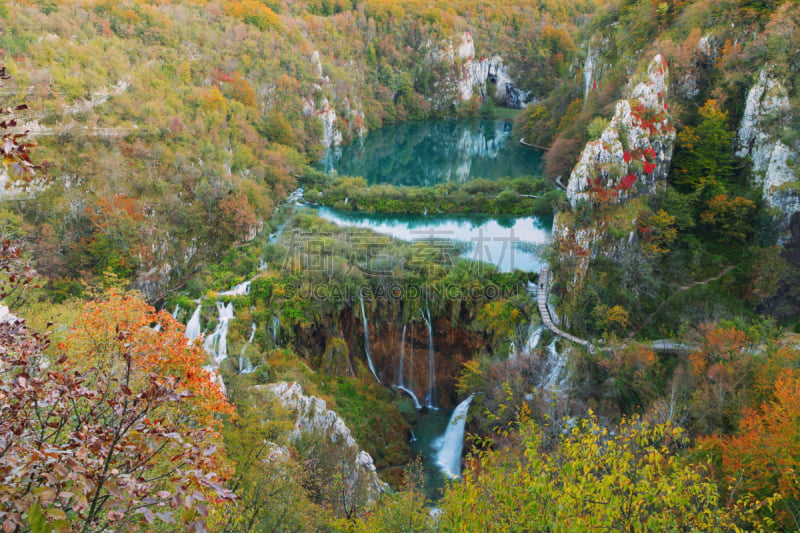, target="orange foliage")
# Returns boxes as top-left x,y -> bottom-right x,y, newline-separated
87,193 -> 142,229
701,373 -> 800,528
60,290 -> 235,427
688,323 -> 754,432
